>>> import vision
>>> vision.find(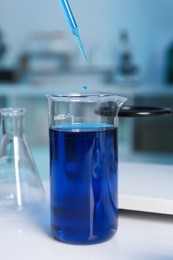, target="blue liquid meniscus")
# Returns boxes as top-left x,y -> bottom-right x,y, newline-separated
50,124 -> 118,244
